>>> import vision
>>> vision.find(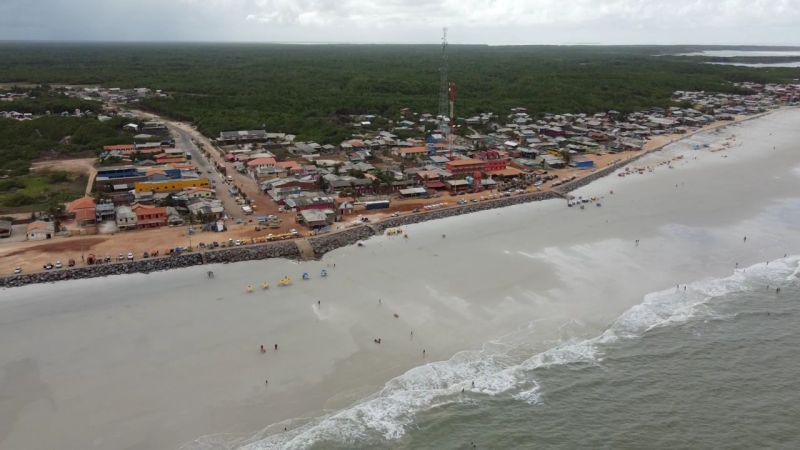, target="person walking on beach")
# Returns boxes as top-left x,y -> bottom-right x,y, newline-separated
422,349 -> 426,357
744,236 -> 747,242
274,344 -> 278,351
260,345 -> 266,354
635,239 -> 639,247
